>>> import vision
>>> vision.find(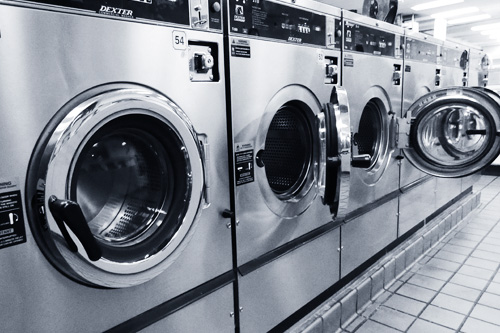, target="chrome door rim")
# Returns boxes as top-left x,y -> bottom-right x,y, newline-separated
29,84 -> 205,287
255,85 -> 321,219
